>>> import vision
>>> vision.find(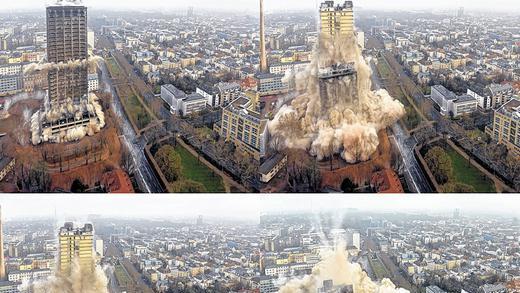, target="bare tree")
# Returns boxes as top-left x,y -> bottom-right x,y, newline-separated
120,143 -> 134,173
